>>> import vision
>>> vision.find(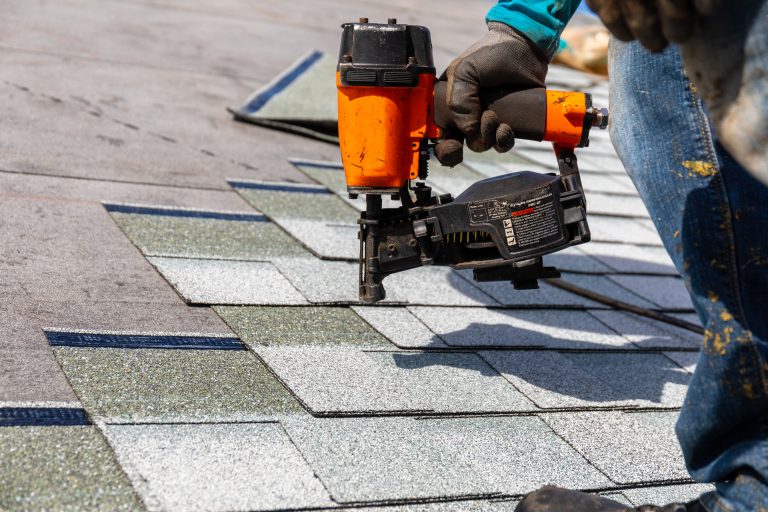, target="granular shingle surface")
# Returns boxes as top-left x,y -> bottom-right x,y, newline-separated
54,346 -> 303,421
483,351 -> 689,409
587,216 -> 664,246
106,422 -> 334,511
607,275 -> 695,310
622,484 -> 715,506
0,426 -> 141,511
352,306 -> 448,349
410,307 -> 629,349
256,346 -> 536,414
283,416 -> 611,502
589,310 -> 701,349
456,271 -> 601,308
543,411 -> 689,483
148,257 -> 308,305
544,246 -> 614,274
110,210 -> 309,260
337,499 -> 521,511
270,257 -> 367,303
273,258 -> 497,306
578,241 -> 677,275
664,351 -> 700,373
234,183 -> 357,223
560,273 -> 658,309
275,218 -> 360,259
215,305 -> 392,347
